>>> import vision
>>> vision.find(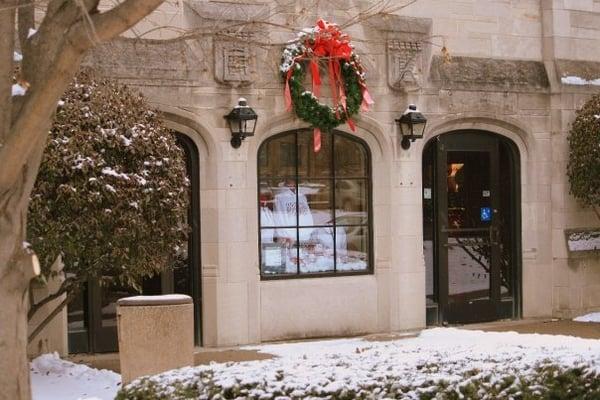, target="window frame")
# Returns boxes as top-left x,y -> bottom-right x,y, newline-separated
257,129 -> 374,280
